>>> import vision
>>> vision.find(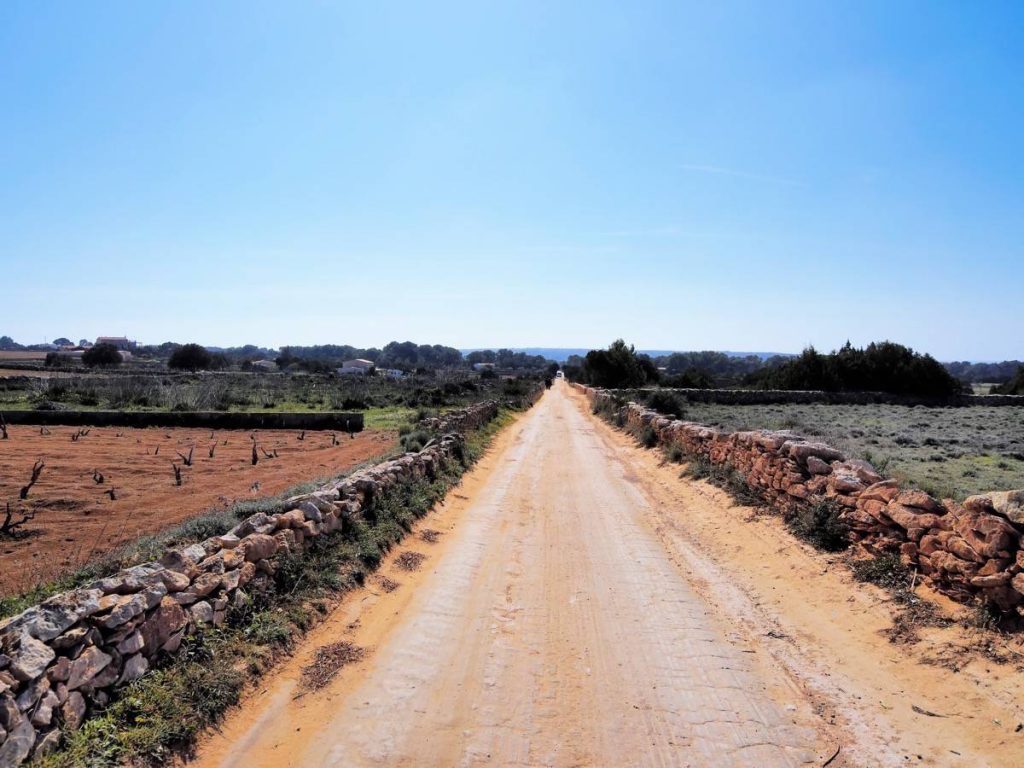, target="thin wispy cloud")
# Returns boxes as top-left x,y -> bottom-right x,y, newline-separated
678,164 -> 804,187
